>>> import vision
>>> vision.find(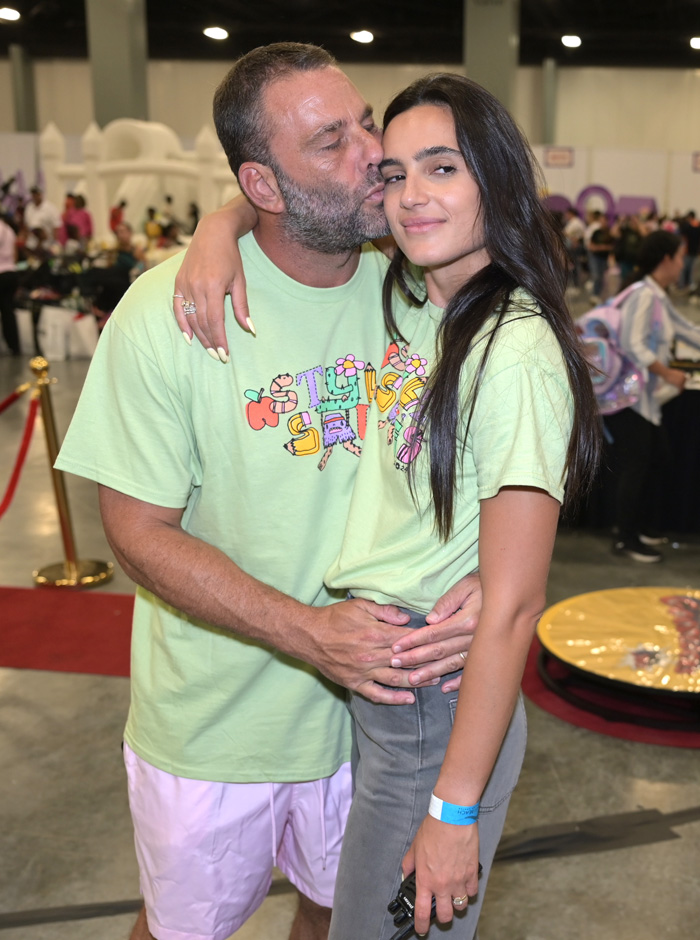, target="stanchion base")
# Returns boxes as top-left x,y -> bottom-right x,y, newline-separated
33,560 -> 114,588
